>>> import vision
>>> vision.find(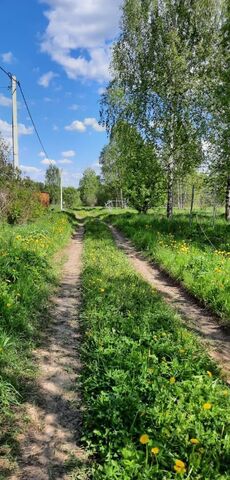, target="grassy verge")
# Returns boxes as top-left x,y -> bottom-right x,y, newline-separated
0,211 -> 74,476
108,212 -> 230,322
81,219 -> 230,479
